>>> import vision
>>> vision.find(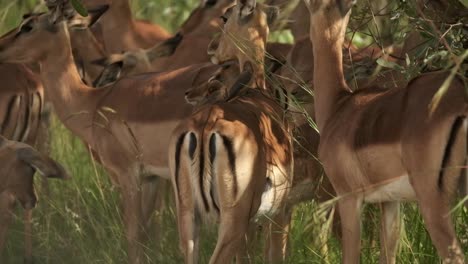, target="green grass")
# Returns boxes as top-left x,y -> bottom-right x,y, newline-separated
0,0 -> 467,263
